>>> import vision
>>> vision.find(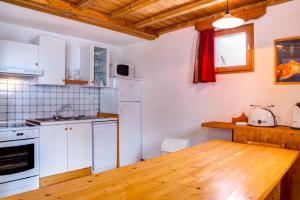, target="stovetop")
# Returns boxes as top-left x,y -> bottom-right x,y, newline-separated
0,123 -> 35,129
